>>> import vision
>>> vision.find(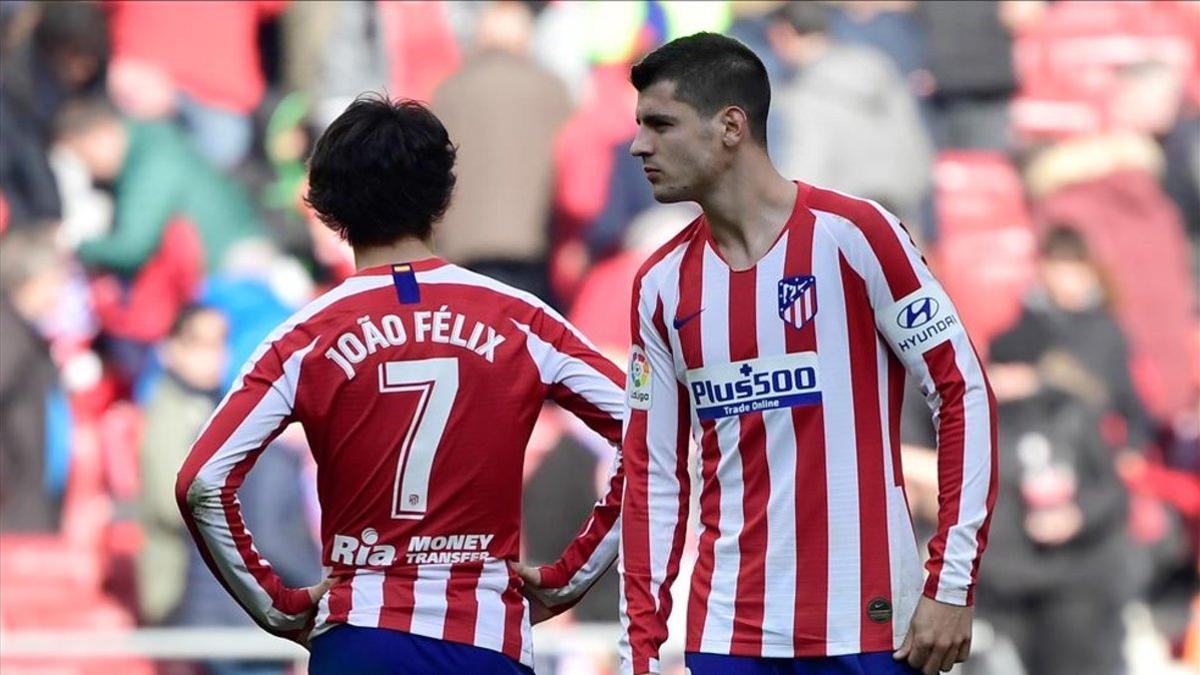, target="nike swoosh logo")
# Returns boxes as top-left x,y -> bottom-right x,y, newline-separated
672,308 -> 704,330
